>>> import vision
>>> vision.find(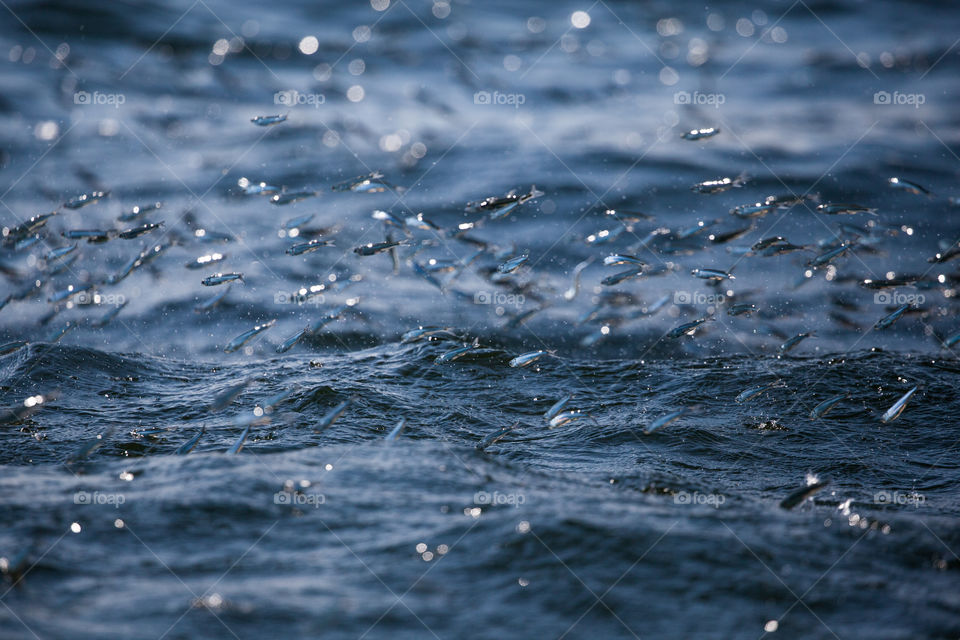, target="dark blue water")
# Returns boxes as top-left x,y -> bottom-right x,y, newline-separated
2,1 -> 960,638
